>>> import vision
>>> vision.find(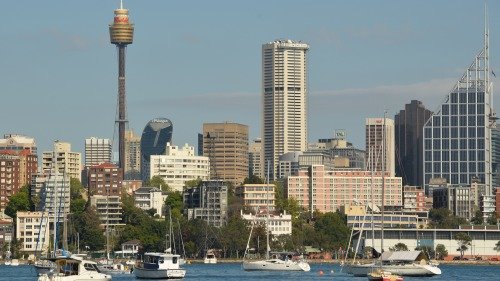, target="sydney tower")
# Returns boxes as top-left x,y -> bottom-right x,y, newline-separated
109,1 -> 134,170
